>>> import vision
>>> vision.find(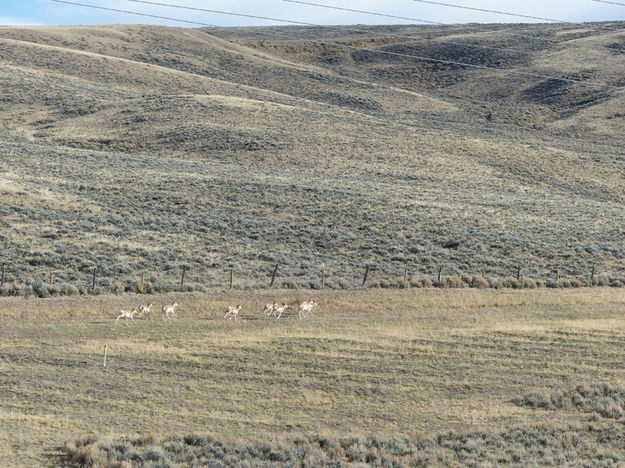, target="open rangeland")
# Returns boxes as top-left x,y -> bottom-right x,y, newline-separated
3,288 -> 625,466
1,23 -> 624,292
